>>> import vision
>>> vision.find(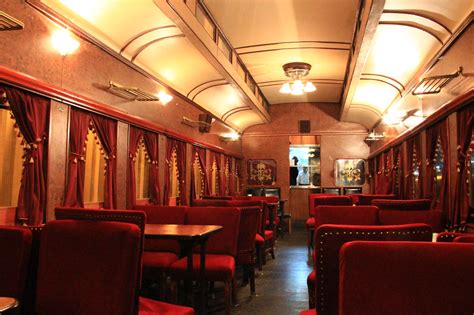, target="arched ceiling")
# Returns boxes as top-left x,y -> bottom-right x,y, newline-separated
33,0 -> 473,133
